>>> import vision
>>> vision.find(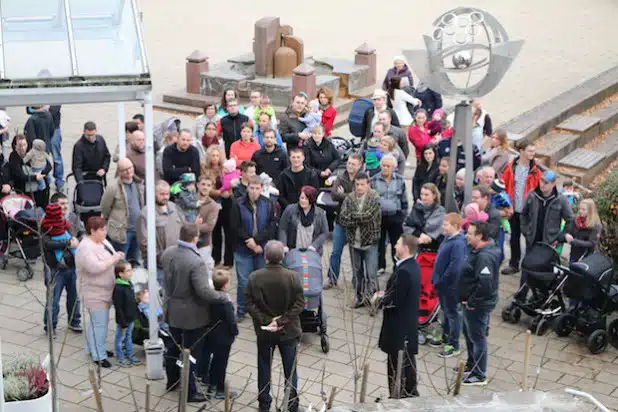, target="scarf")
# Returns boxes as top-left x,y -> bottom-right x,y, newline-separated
319,103 -> 329,112
299,204 -> 315,227
575,216 -> 588,229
